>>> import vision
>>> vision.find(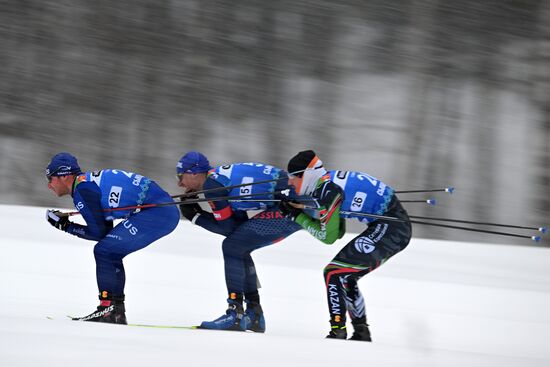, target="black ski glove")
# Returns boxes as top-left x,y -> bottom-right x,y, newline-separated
278,201 -> 302,220
46,209 -> 70,231
274,188 -> 296,202
179,200 -> 204,222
